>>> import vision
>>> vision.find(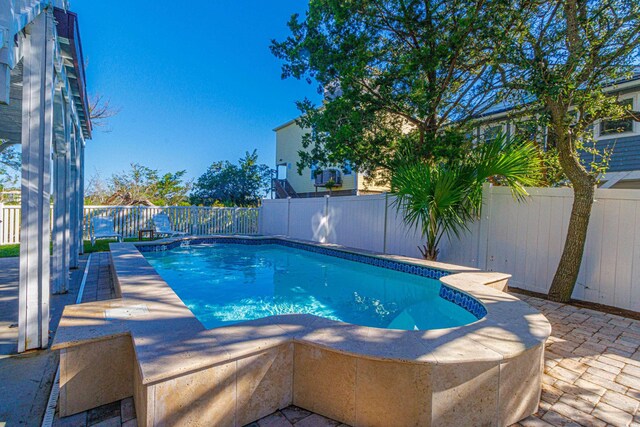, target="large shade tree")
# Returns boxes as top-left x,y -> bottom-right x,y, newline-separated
86,164 -> 191,206
191,150 -> 271,207
0,145 -> 19,195
499,0 -> 640,301
271,0 -> 528,173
